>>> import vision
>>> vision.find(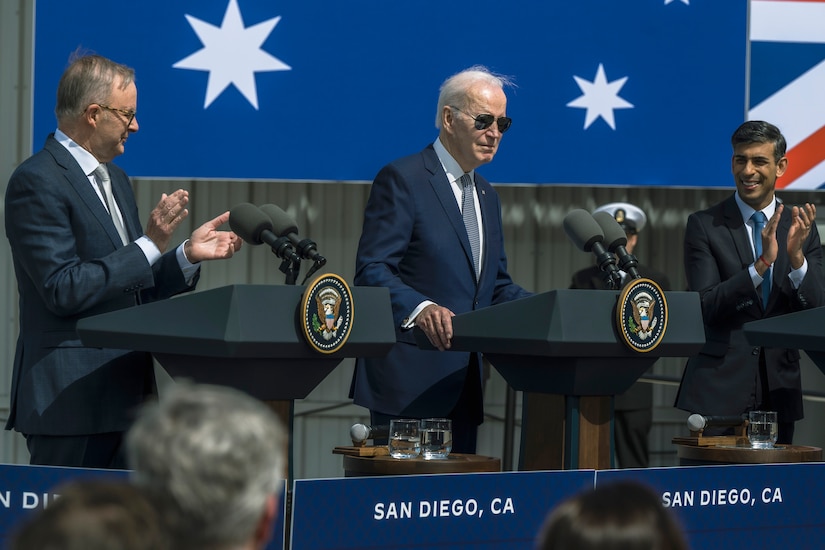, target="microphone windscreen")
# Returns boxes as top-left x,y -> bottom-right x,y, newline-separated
350,423 -> 370,444
593,211 -> 628,252
686,414 -> 707,432
229,203 -> 272,245
563,209 -> 604,252
260,204 -> 299,237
